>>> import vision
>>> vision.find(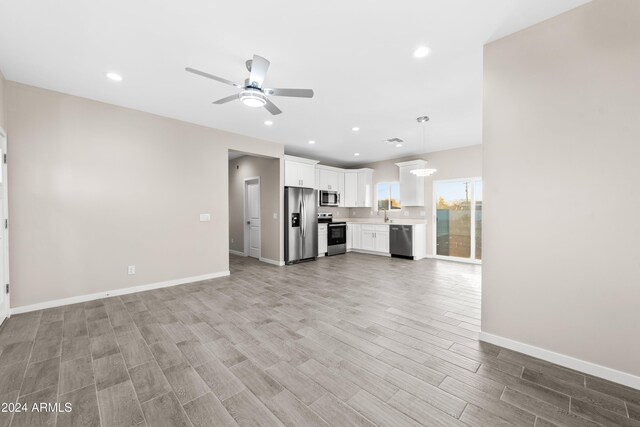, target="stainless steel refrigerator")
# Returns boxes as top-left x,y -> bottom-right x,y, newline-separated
285,187 -> 318,264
